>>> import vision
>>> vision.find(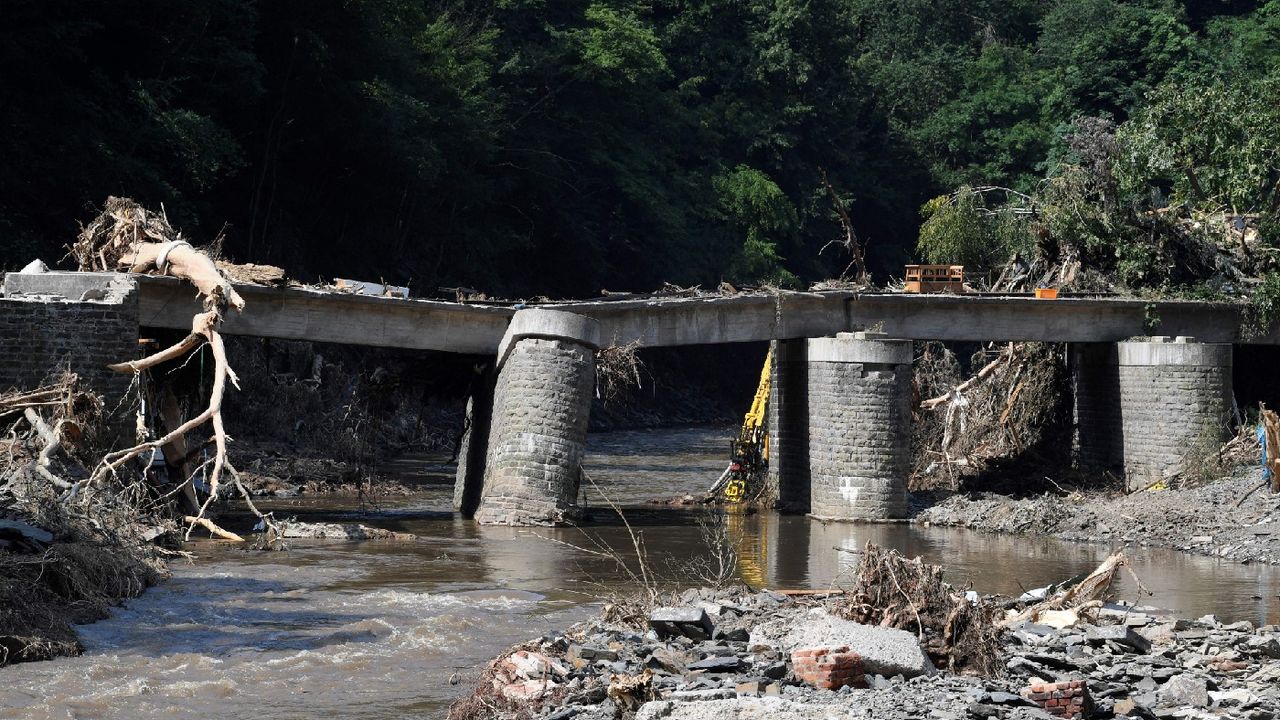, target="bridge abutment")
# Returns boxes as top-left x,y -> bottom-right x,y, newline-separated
1116,338 -> 1233,491
0,272 -> 139,402
460,309 -> 600,526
